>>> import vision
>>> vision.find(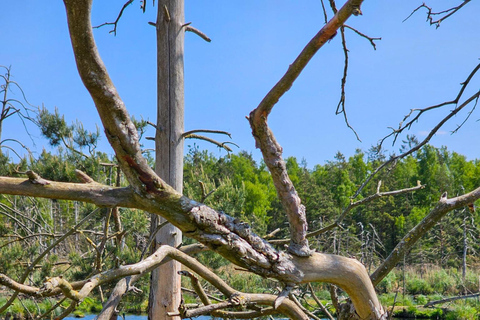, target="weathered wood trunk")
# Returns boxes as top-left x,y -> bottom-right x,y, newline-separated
148,1 -> 184,320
